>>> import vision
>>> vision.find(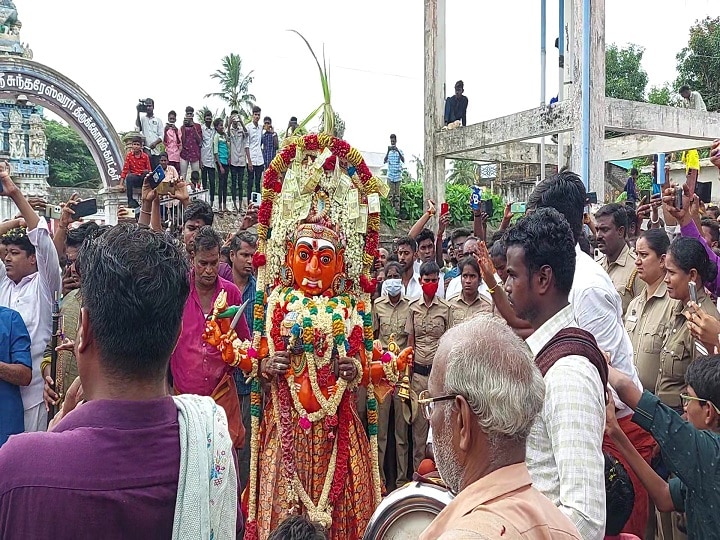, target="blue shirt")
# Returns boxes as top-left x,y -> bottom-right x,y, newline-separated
0,307 -> 31,447
632,390 -> 720,539
261,131 -> 276,169
387,149 -> 404,183
234,274 -> 256,396
625,176 -> 637,201
444,266 -> 460,281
